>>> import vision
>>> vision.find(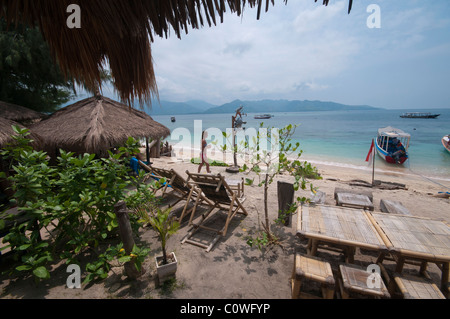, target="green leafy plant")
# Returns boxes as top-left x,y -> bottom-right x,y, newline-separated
190,157 -> 229,167
83,242 -> 150,284
136,204 -> 180,265
1,129 -> 152,283
221,123 -> 321,249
